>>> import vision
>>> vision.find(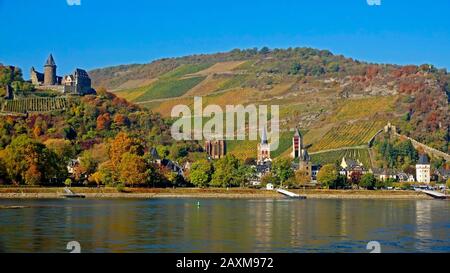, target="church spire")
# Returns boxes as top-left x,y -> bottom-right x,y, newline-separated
261,127 -> 268,145
45,54 -> 56,66
294,127 -> 301,138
